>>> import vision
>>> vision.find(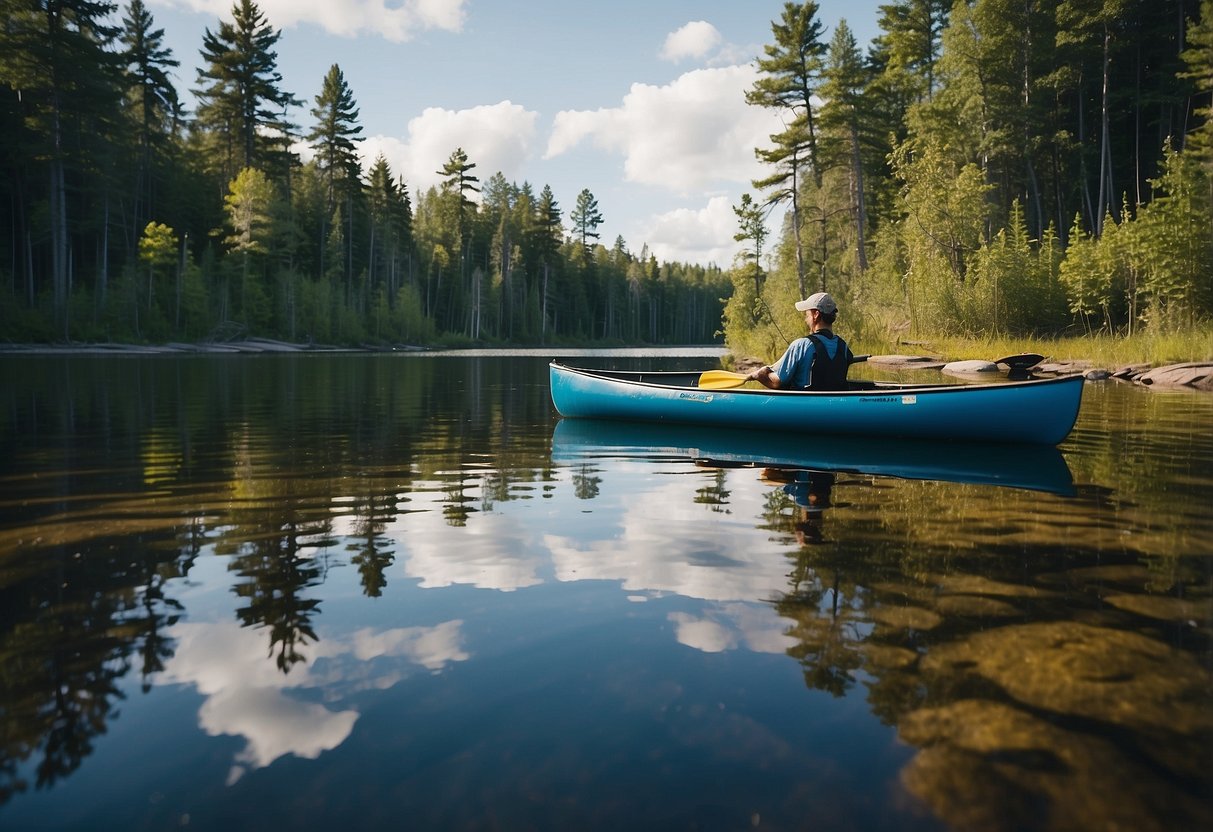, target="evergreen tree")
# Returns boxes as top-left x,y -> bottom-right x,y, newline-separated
733,192 -> 768,302
0,0 -> 122,333
437,147 -> 480,334
532,184 -> 563,339
874,0 -> 950,103
747,1 -> 828,296
1181,0 -> 1213,173
569,188 -> 603,253
120,0 -> 179,242
307,63 -> 363,293
819,19 -> 872,273
194,0 -> 300,183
